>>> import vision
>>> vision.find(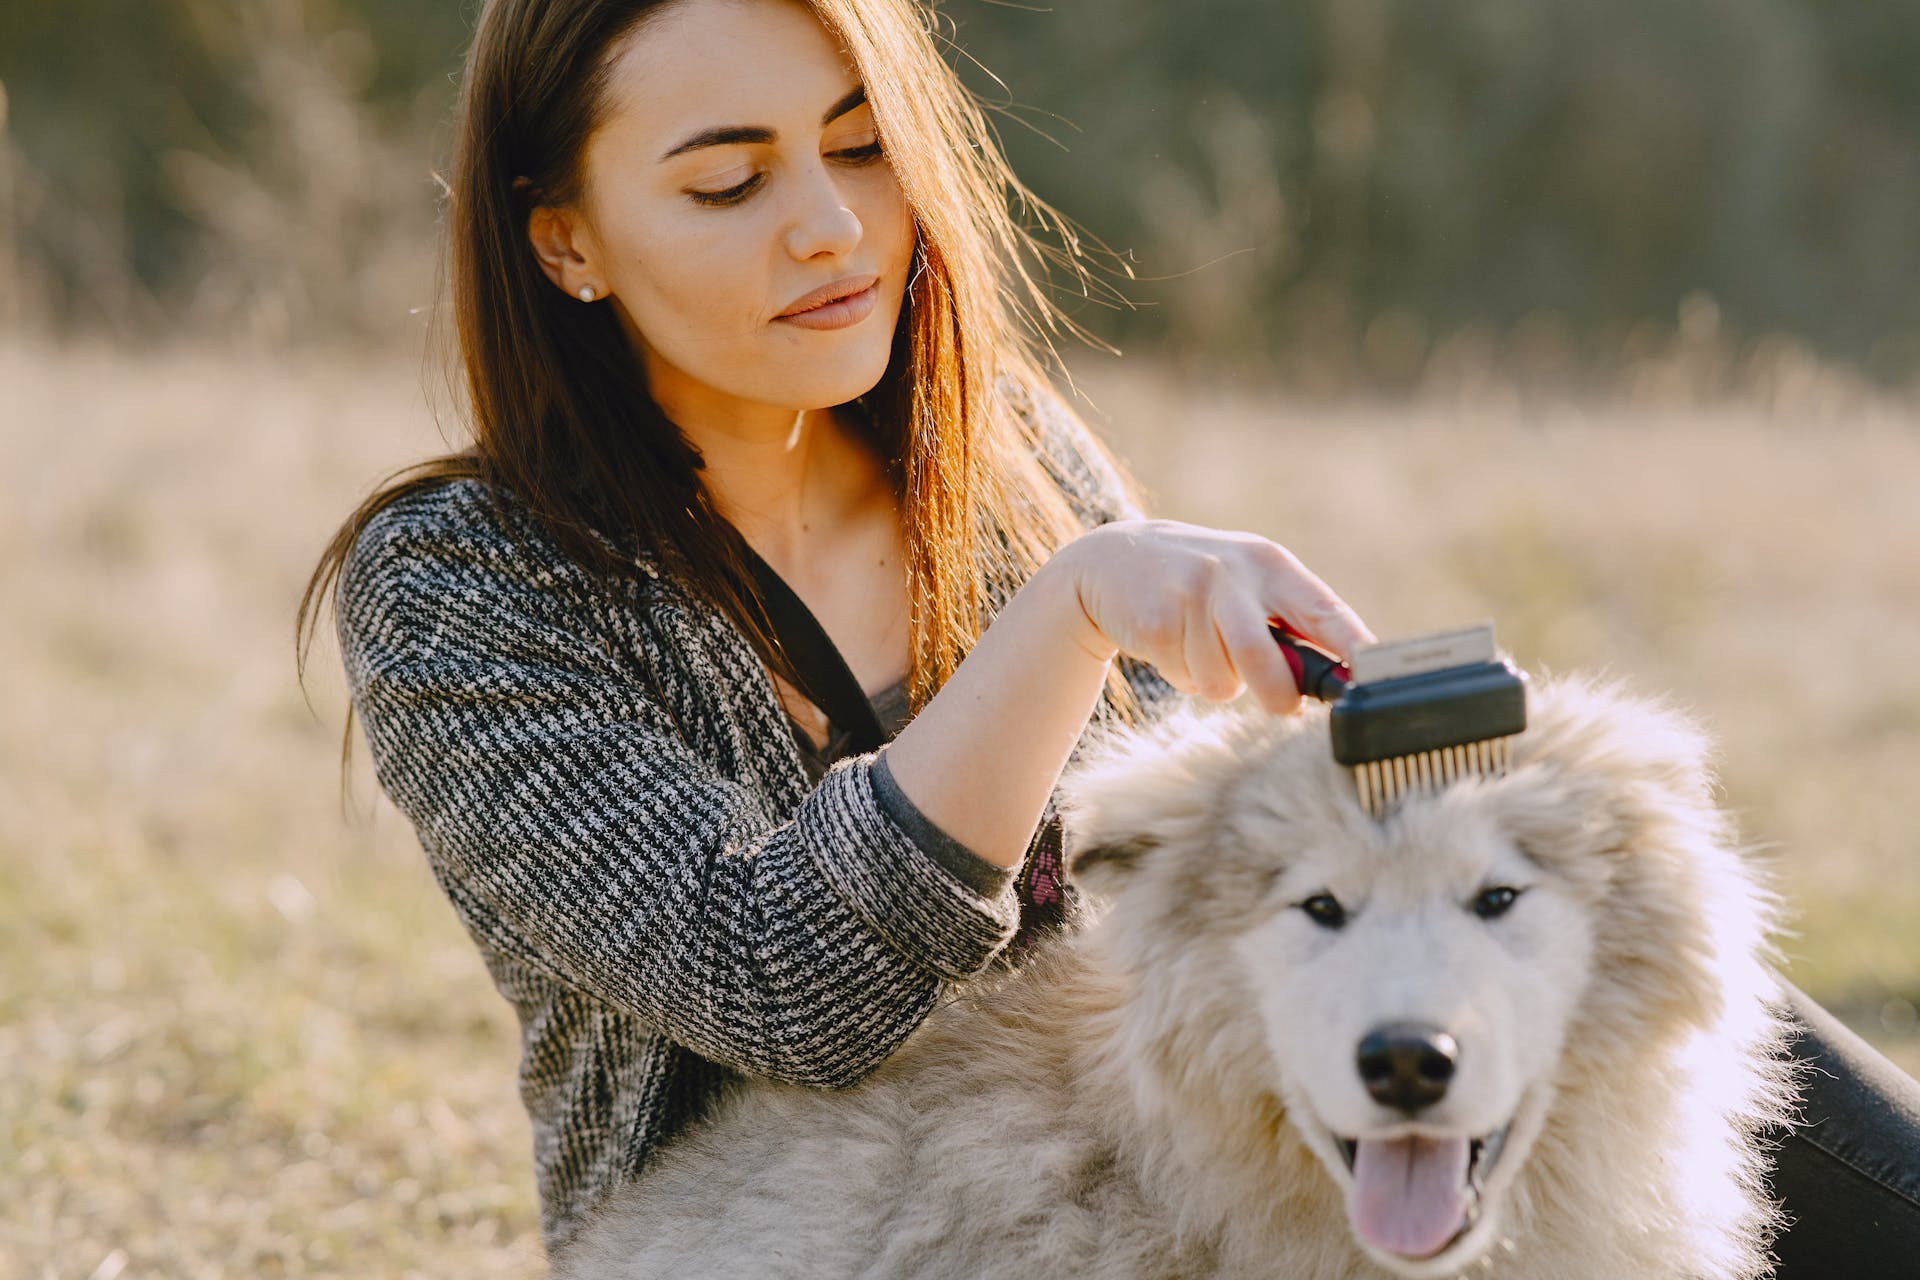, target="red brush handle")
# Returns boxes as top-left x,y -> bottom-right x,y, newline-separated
1268,621 -> 1352,703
